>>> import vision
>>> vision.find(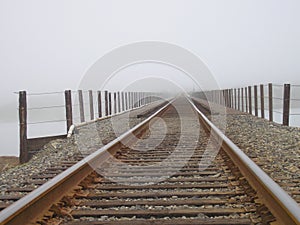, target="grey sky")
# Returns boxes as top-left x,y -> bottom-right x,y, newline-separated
0,0 -> 300,155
